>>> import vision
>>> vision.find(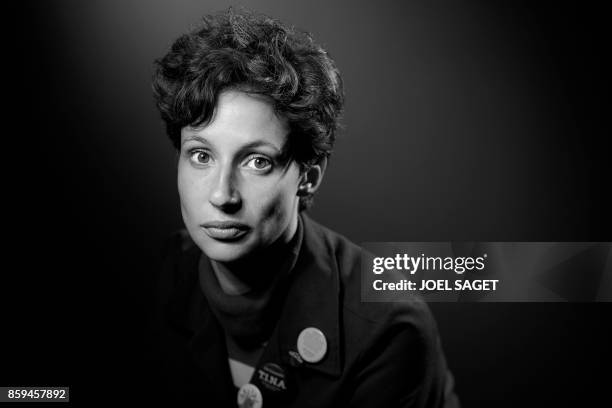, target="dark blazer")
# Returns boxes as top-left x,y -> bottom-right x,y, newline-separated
149,214 -> 459,407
